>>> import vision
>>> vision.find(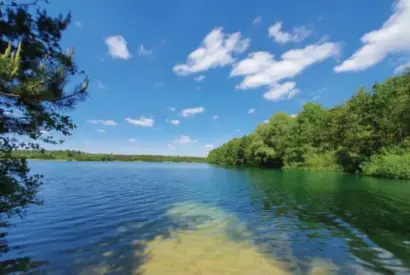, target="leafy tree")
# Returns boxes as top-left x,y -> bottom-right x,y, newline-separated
207,71 -> 410,179
1,0 -> 88,240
